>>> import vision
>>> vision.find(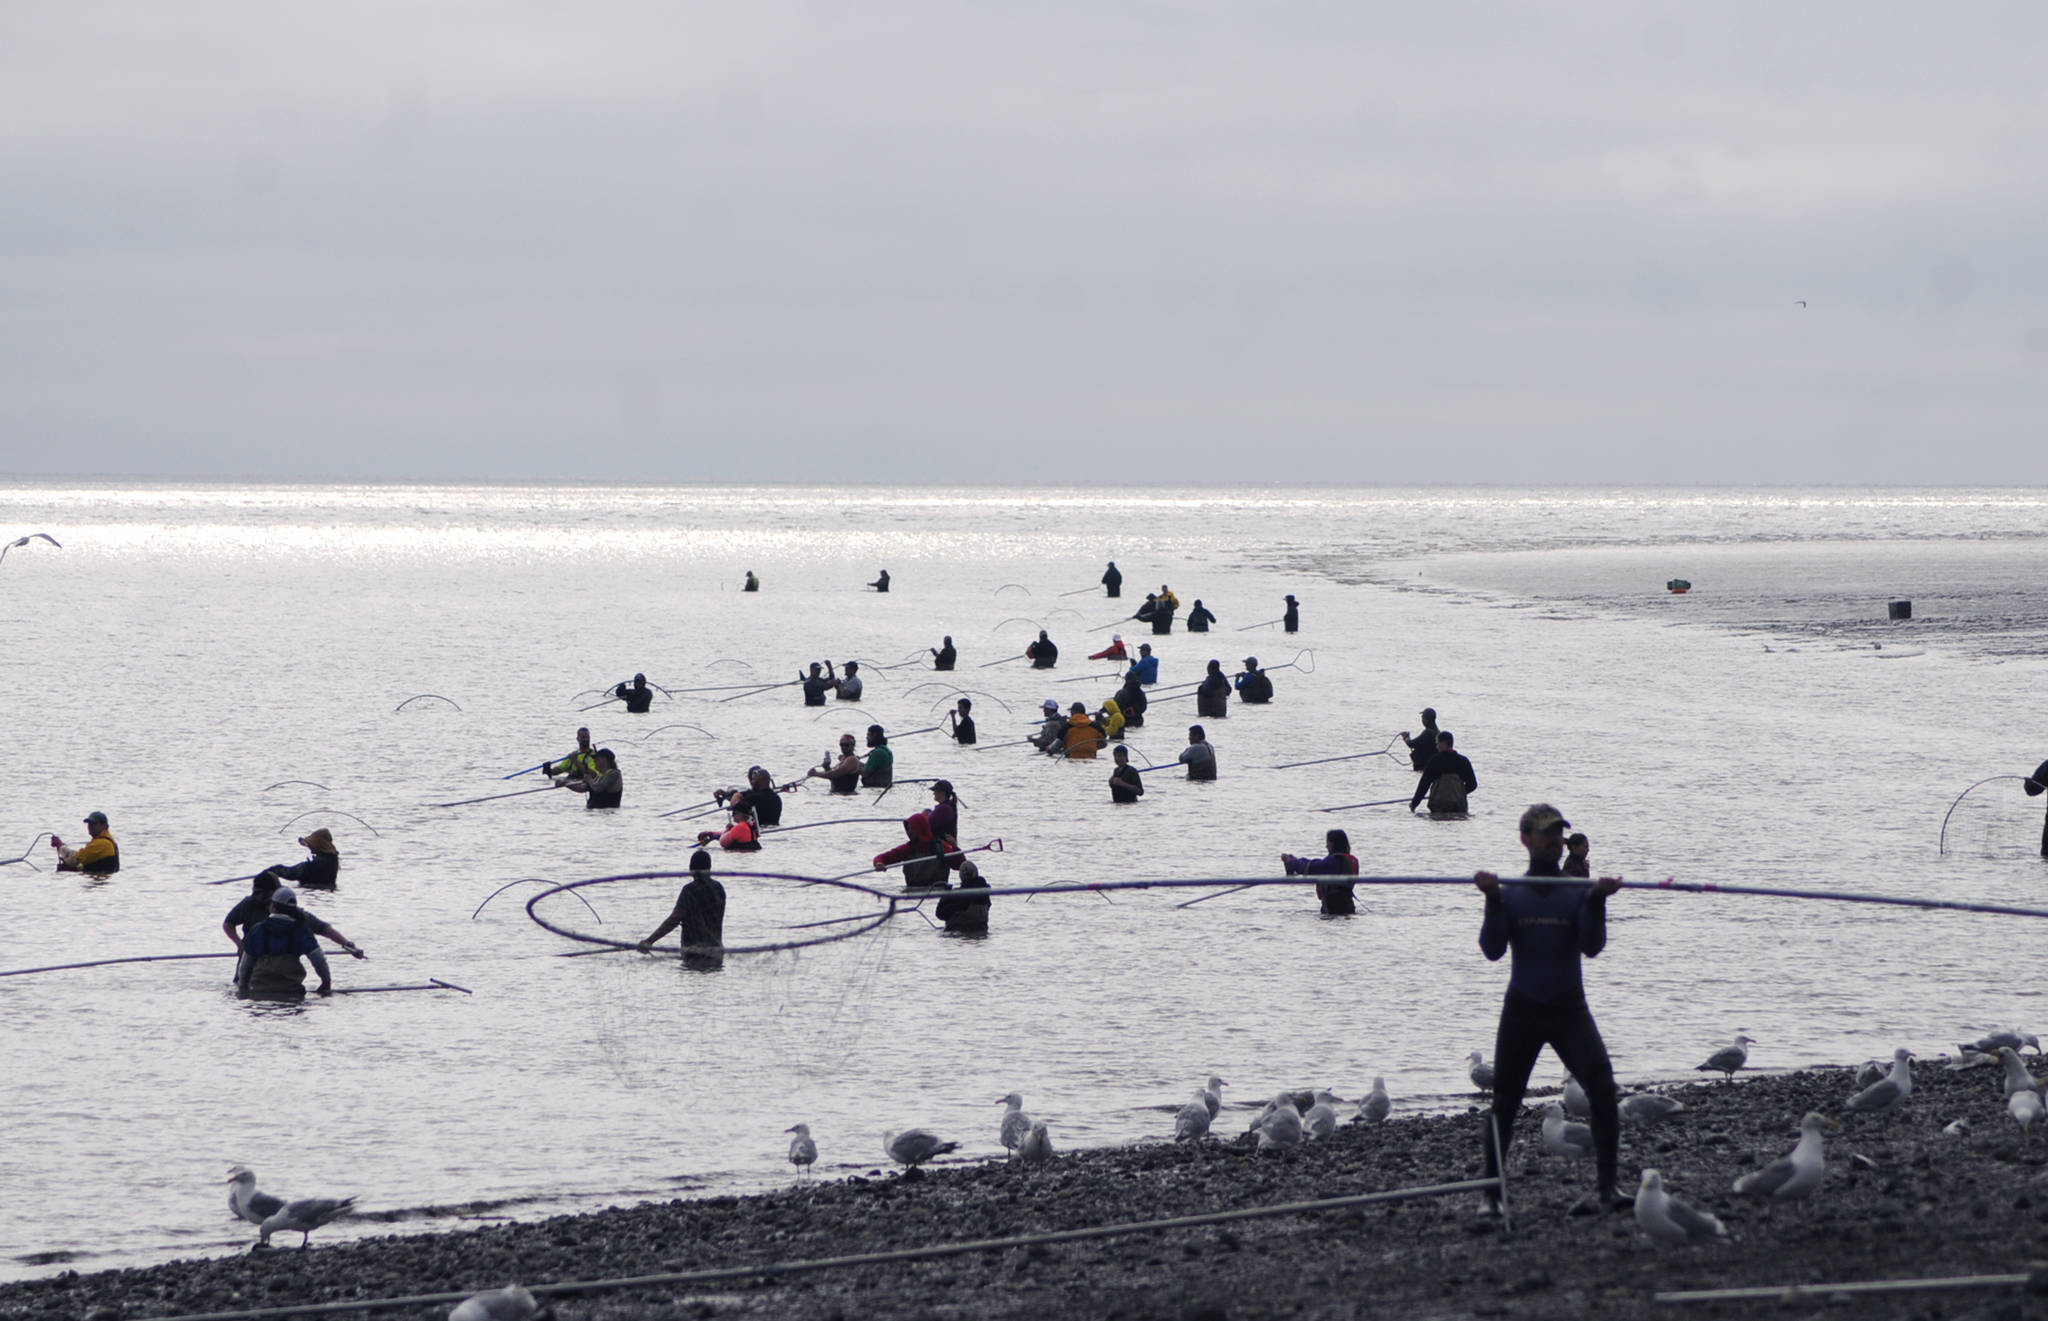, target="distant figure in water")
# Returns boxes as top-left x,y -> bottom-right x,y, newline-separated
937,857 -> 991,933
1101,561 -> 1122,598
224,872 -> 363,985
810,733 -> 864,794
544,727 -> 599,782
615,673 -> 655,713
1186,600 -> 1216,632
714,765 -> 784,827
1064,701 -> 1103,759
1235,657 -> 1274,705
1563,832 -> 1591,878
2028,760 -> 2048,856
1090,634 -> 1127,662
800,662 -> 834,707
1109,745 -> 1144,803
699,804 -> 759,852
947,697 -> 977,745
743,571 -> 759,592
834,661 -> 864,701
259,828 -> 341,890
870,569 -> 891,593
1411,731 -> 1476,814
1196,659 -> 1230,719
238,887 -> 334,999
1026,630 -> 1059,669
52,811 -> 120,874
1178,725 -> 1217,781
862,725 -> 894,788
561,748 -> 622,809
1402,709 -> 1441,772
931,636 -> 957,670
640,849 -> 726,971
1282,594 -> 1300,633
1283,828 -> 1359,916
